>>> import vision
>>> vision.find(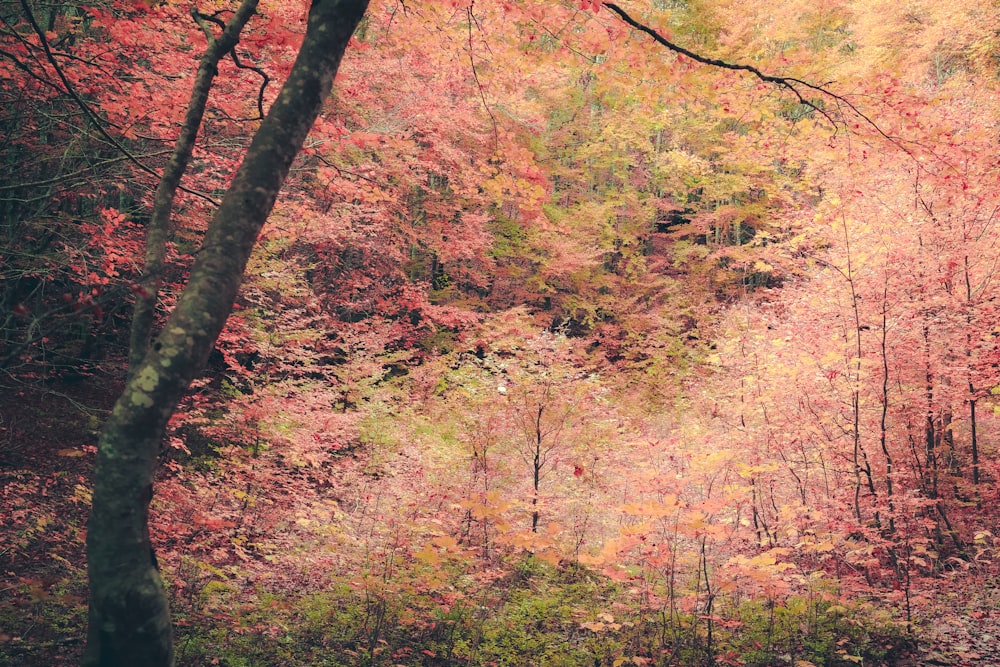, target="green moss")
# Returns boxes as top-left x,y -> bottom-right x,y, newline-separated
0,574 -> 88,665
